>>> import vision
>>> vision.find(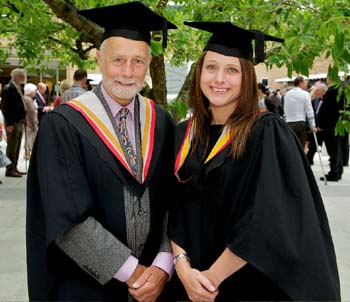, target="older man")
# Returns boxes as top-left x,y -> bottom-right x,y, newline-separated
35,82 -> 52,124
0,68 -> 27,177
306,82 -> 327,165
317,77 -> 346,181
26,2 -> 177,301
